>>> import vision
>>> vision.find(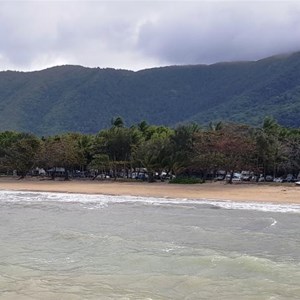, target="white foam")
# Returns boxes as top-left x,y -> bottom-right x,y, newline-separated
270,218 -> 278,226
0,190 -> 300,214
